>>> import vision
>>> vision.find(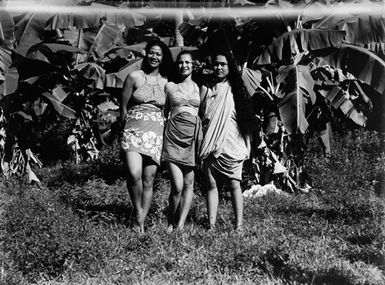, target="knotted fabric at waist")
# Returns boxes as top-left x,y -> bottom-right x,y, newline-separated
170,105 -> 198,119
128,103 -> 163,112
